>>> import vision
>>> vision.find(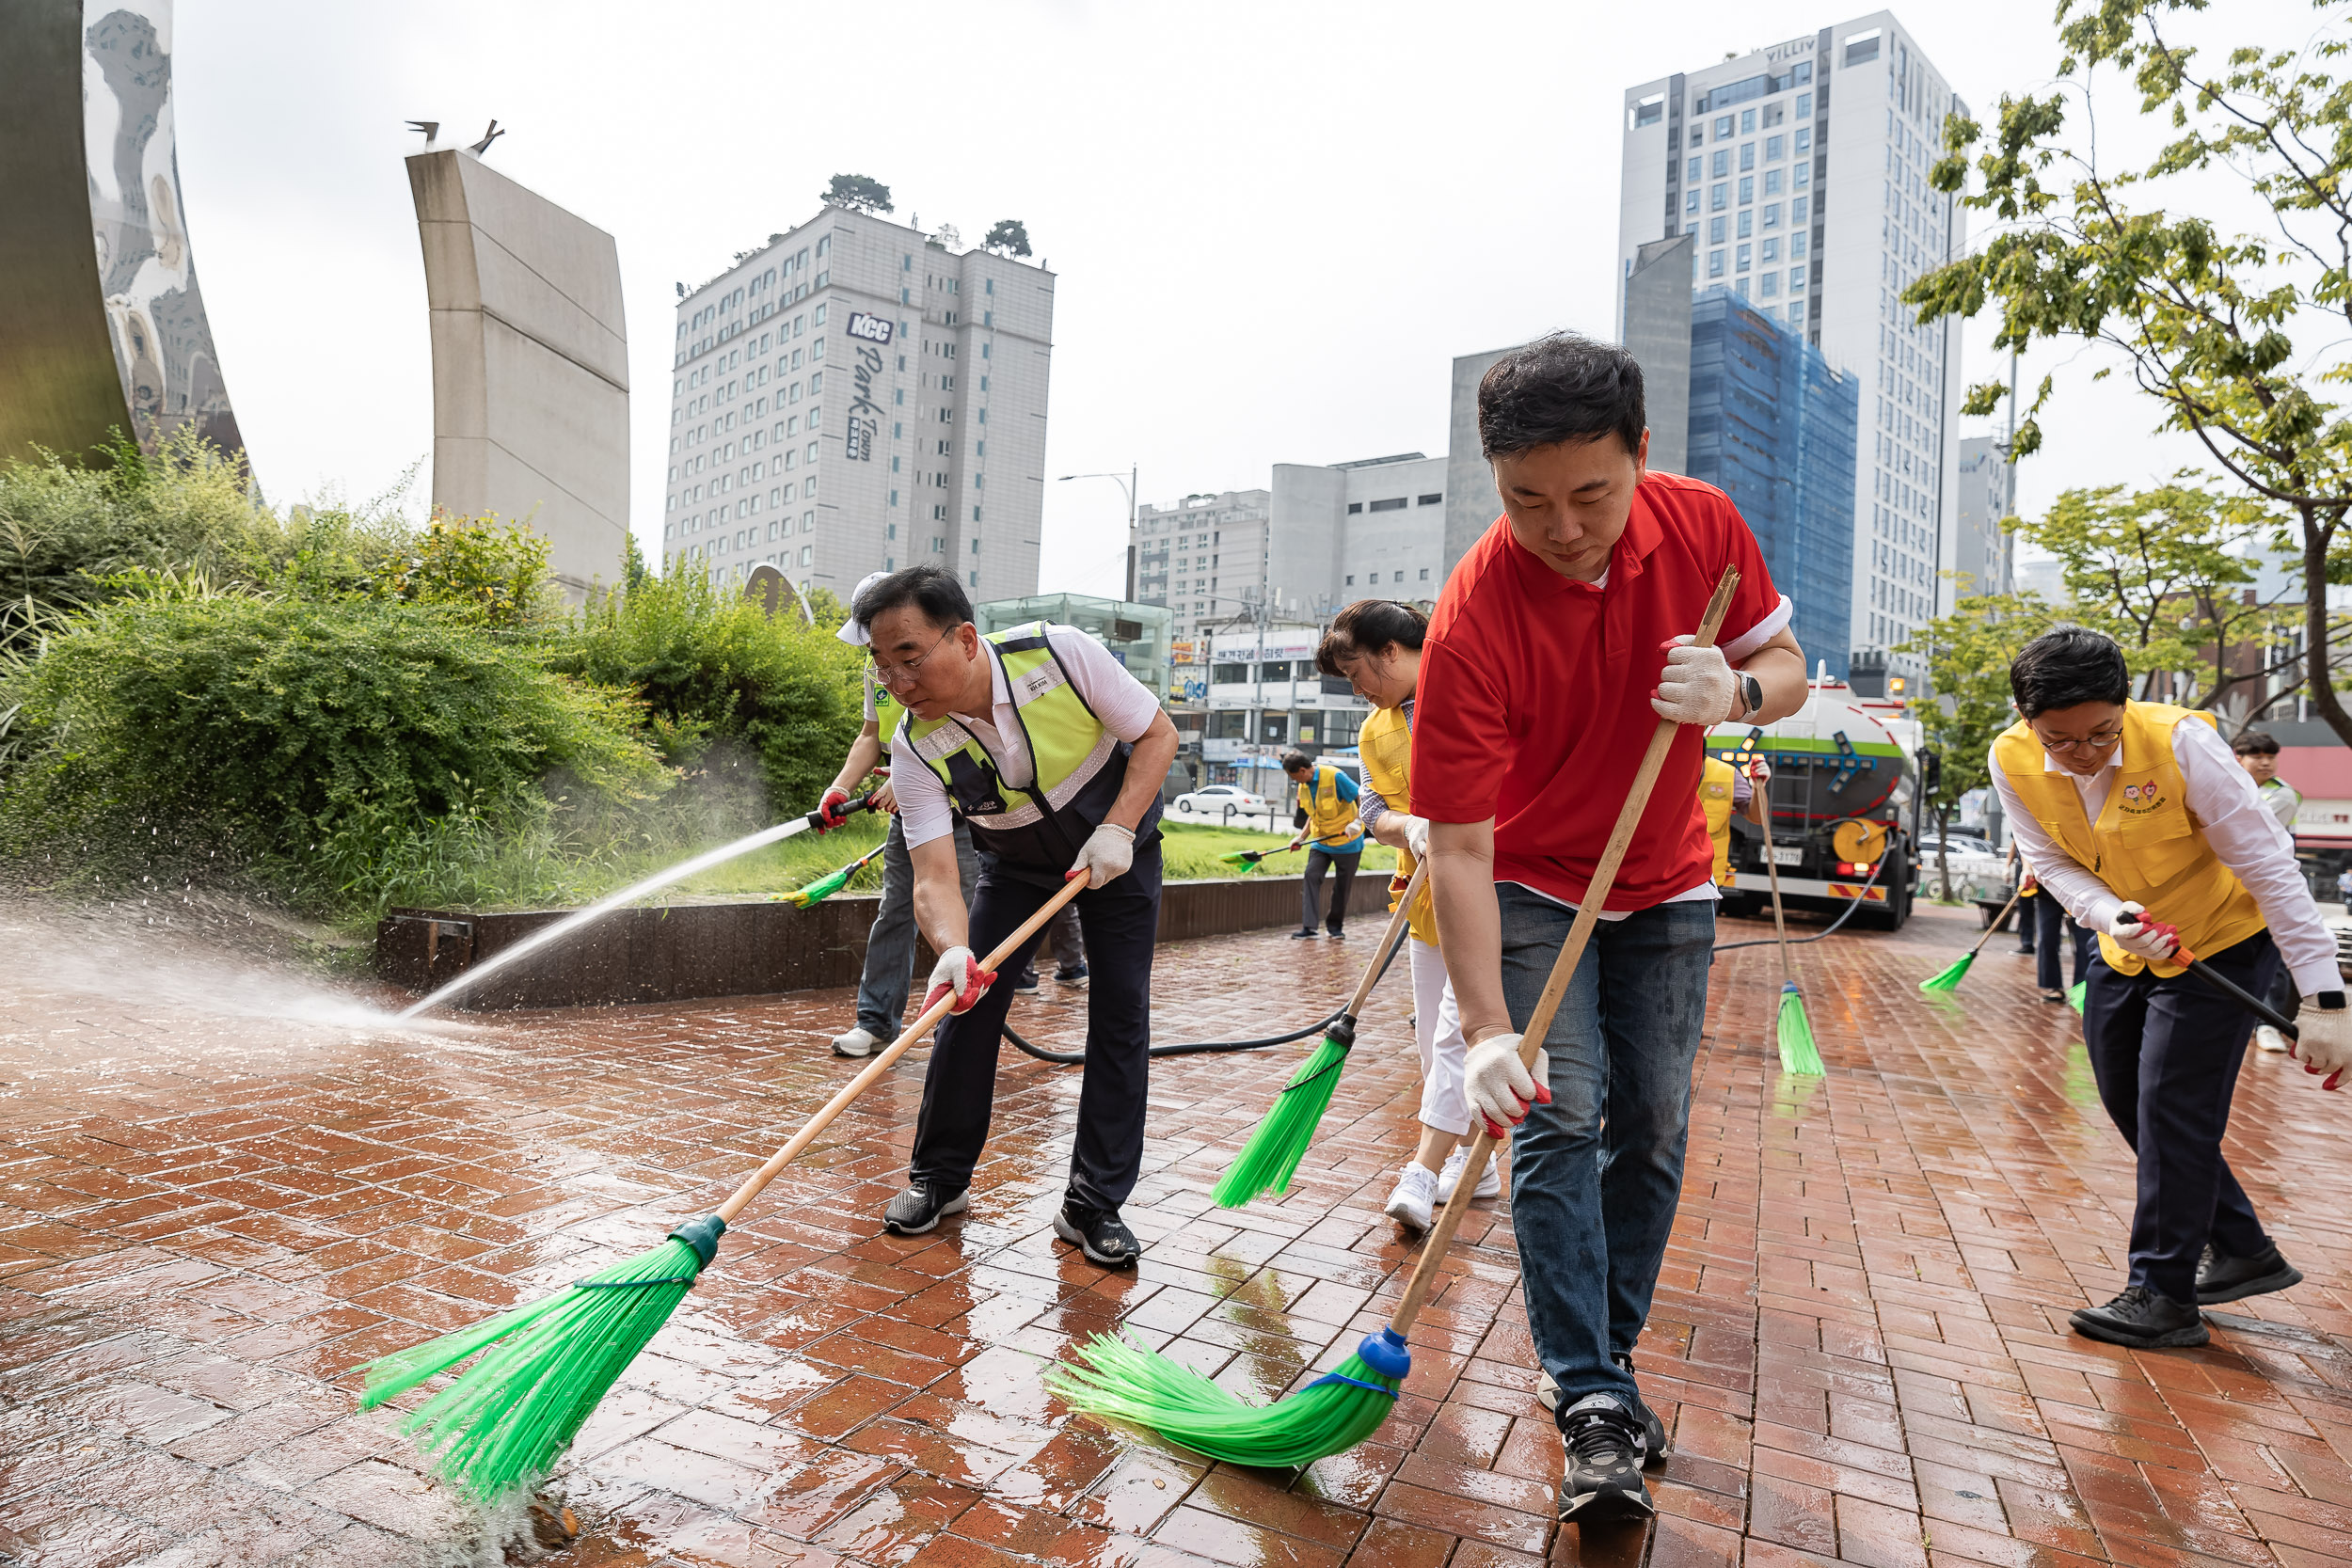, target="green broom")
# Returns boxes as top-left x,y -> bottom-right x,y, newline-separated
1220,846 -> 1302,874
359,874 -> 1090,1504
1051,566 -> 1740,1466
1212,863 -> 1427,1207
1919,886 -> 2023,992
1755,770 -> 1824,1075
2067,979 -> 2086,1013
782,840 -> 888,909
